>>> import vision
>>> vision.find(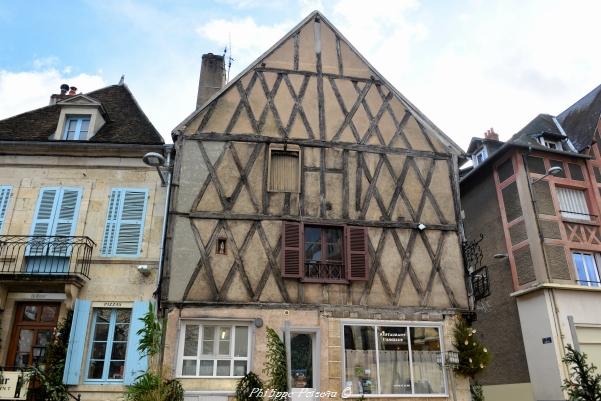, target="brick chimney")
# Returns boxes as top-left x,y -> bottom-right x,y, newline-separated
196,53 -> 225,109
484,128 -> 499,141
49,83 -> 71,104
